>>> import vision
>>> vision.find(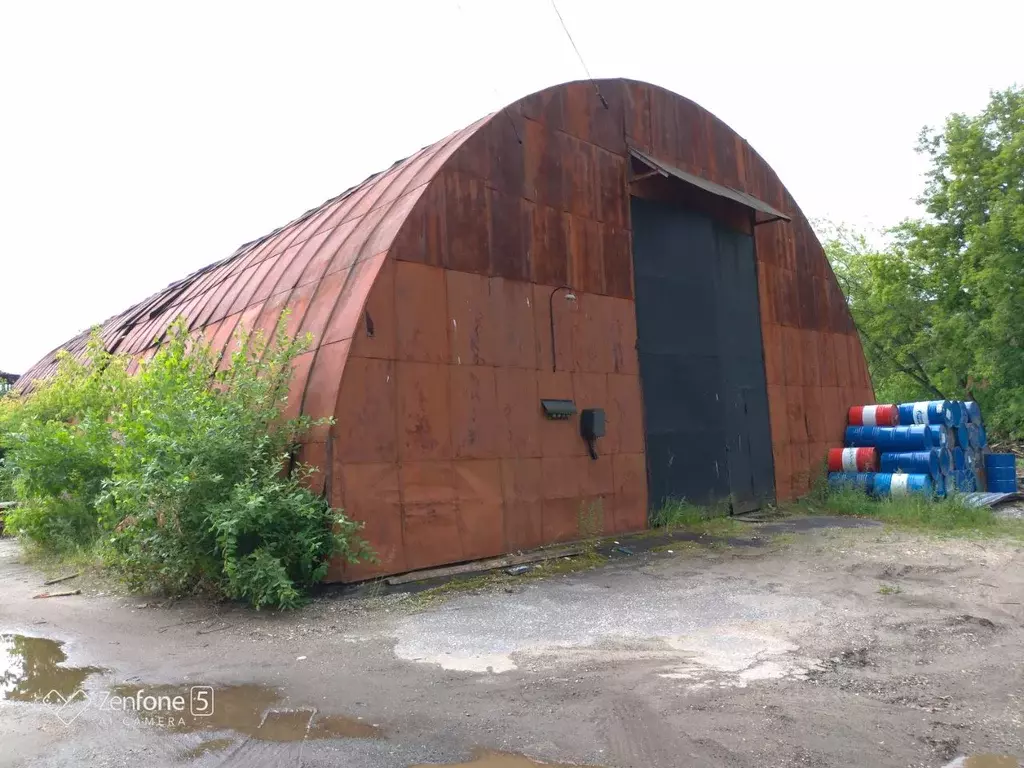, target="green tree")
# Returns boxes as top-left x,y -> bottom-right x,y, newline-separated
819,222 -> 946,406
821,85 -> 1024,437
895,85 -> 1024,436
